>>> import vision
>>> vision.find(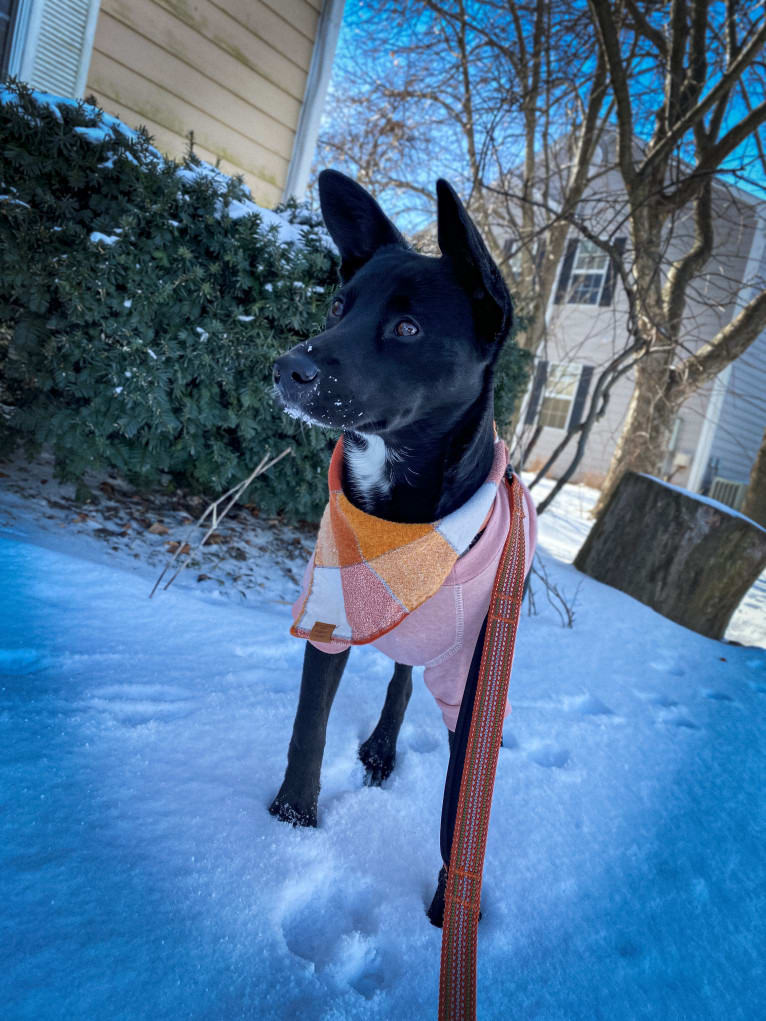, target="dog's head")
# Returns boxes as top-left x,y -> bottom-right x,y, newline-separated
273,171 -> 512,436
